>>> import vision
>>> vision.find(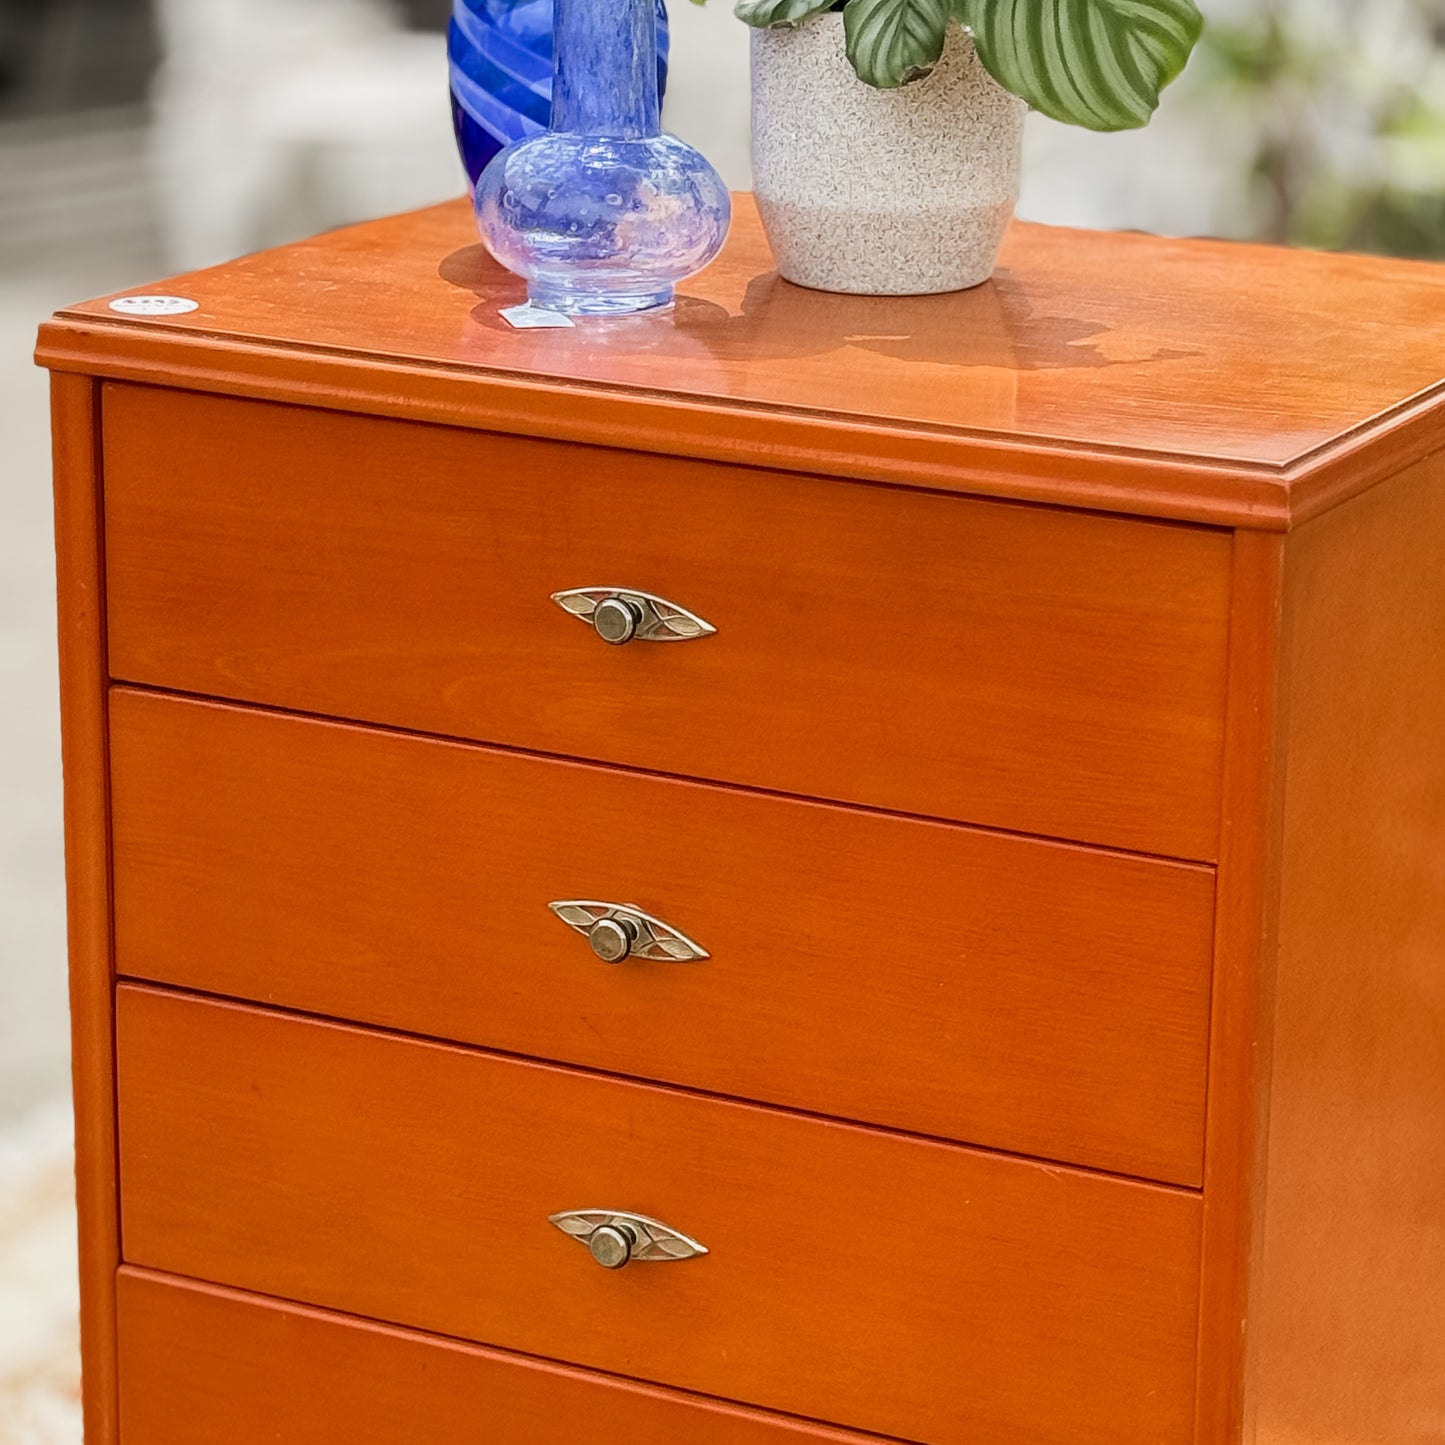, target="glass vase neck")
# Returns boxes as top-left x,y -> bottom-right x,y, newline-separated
550,0 -> 660,139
